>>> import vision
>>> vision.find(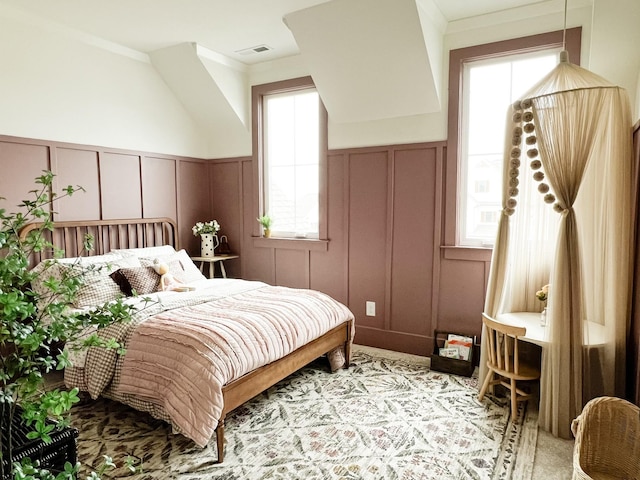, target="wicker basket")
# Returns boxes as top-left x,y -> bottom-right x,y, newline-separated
571,396 -> 640,480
